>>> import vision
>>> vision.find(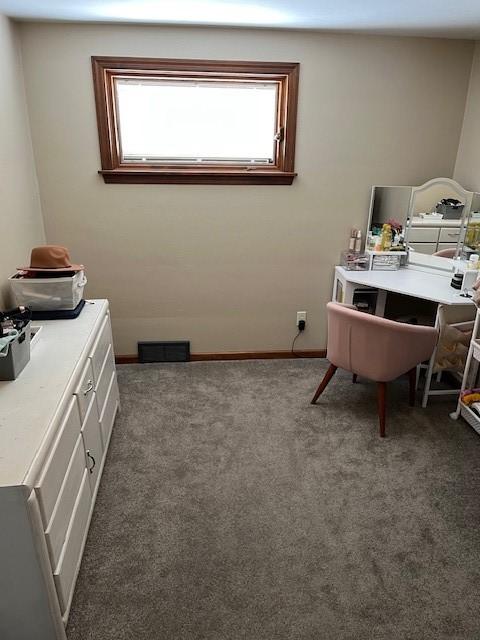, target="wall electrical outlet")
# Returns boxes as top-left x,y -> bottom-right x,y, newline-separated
296,311 -> 307,327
